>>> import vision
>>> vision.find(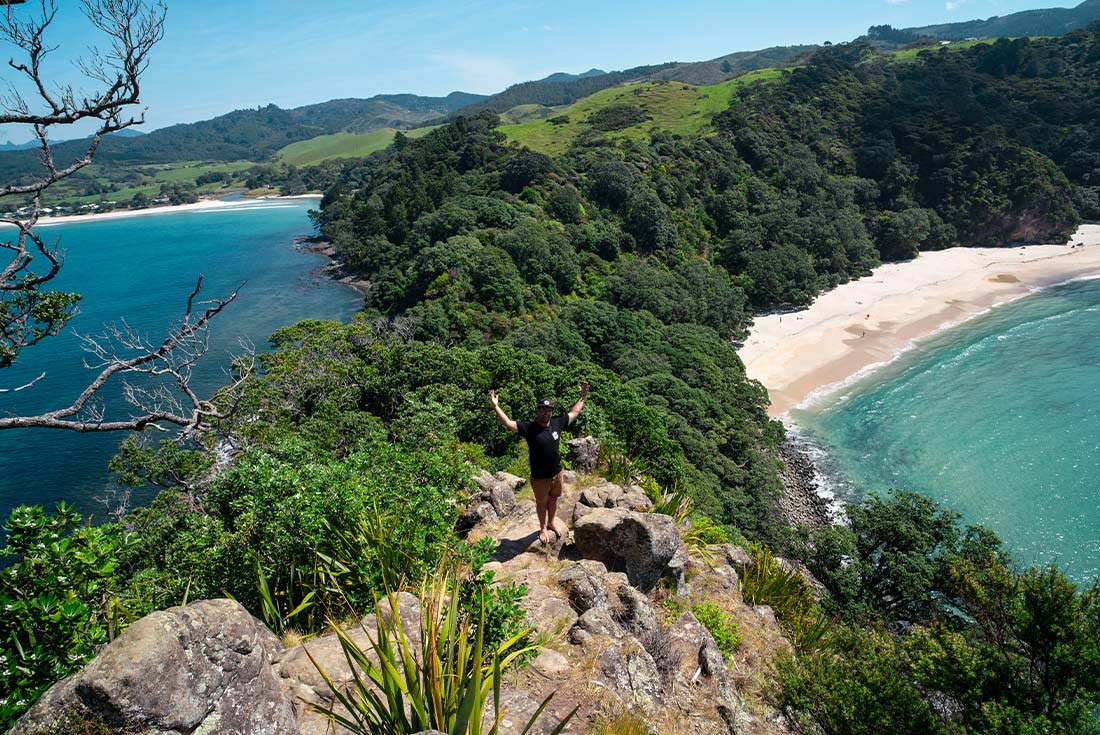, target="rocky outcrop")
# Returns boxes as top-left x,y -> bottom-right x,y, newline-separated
10,599 -> 296,735
13,468 -> 801,735
456,470 -> 526,532
566,436 -> 600,474
571,479 -> 653,523
572,508 -> 687,592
